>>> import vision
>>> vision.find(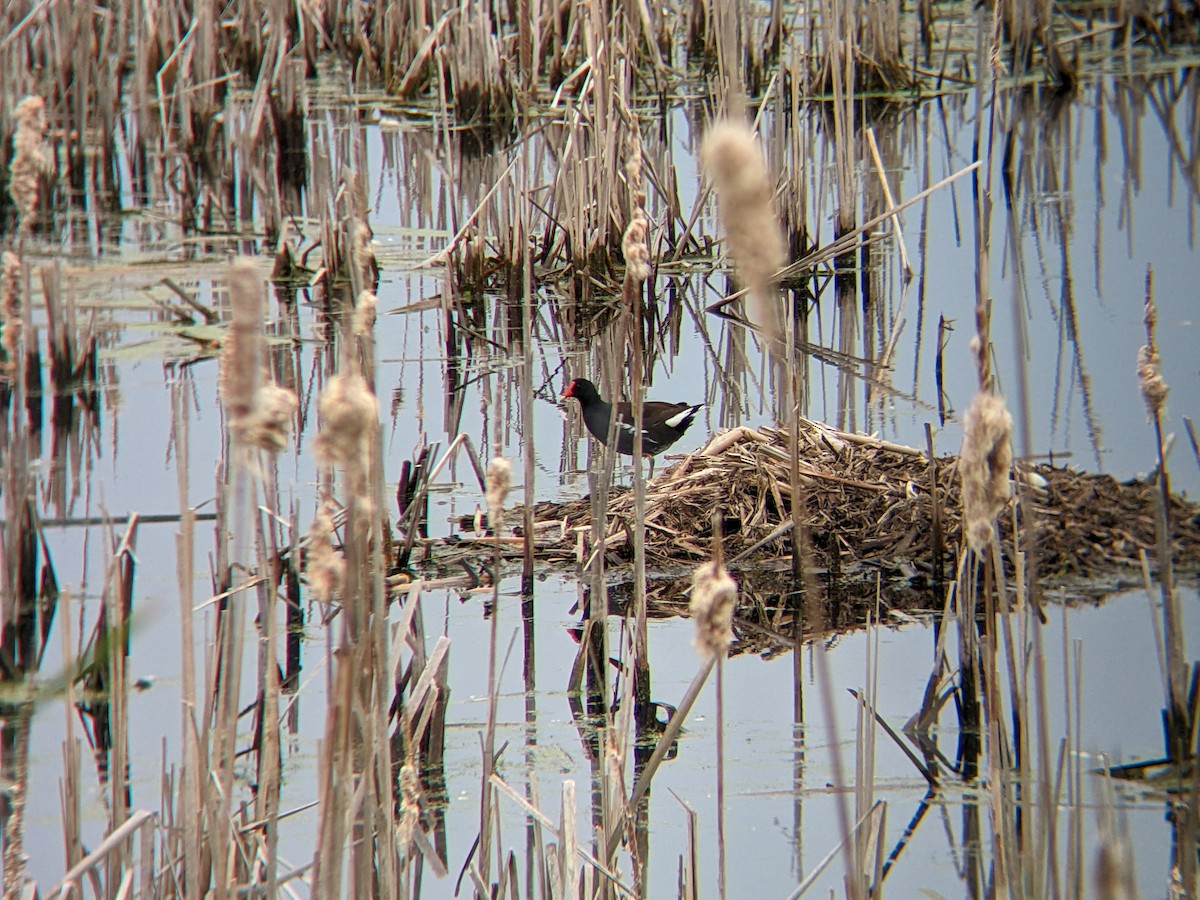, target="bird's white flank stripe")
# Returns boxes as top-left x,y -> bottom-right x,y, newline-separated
664,405 -> 700,429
